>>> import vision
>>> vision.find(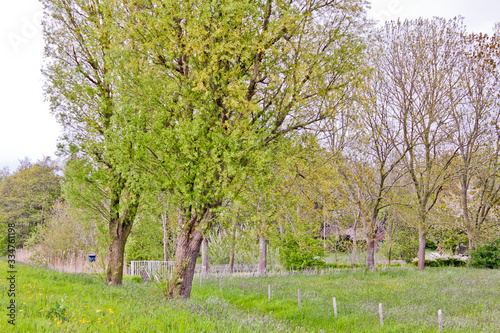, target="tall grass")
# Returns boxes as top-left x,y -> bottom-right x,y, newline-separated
195,267 -> 500,332
3,259 -> 500,332
1,260 -> 294,332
